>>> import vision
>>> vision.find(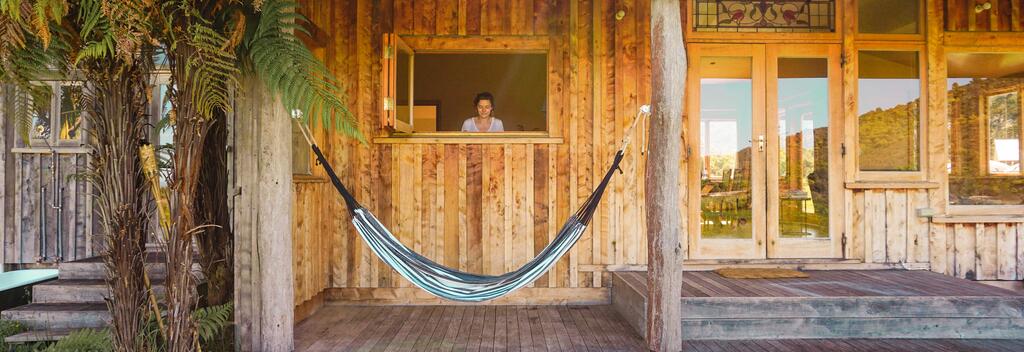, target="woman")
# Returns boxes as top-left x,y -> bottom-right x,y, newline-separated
461,92 -> 505,132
